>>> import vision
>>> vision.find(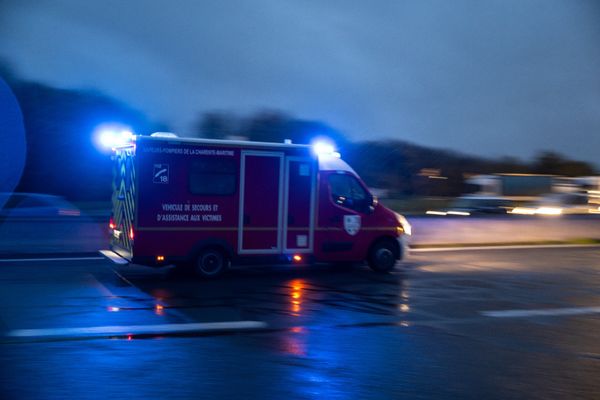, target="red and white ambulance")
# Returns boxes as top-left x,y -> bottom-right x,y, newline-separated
107,133 -> 410,276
